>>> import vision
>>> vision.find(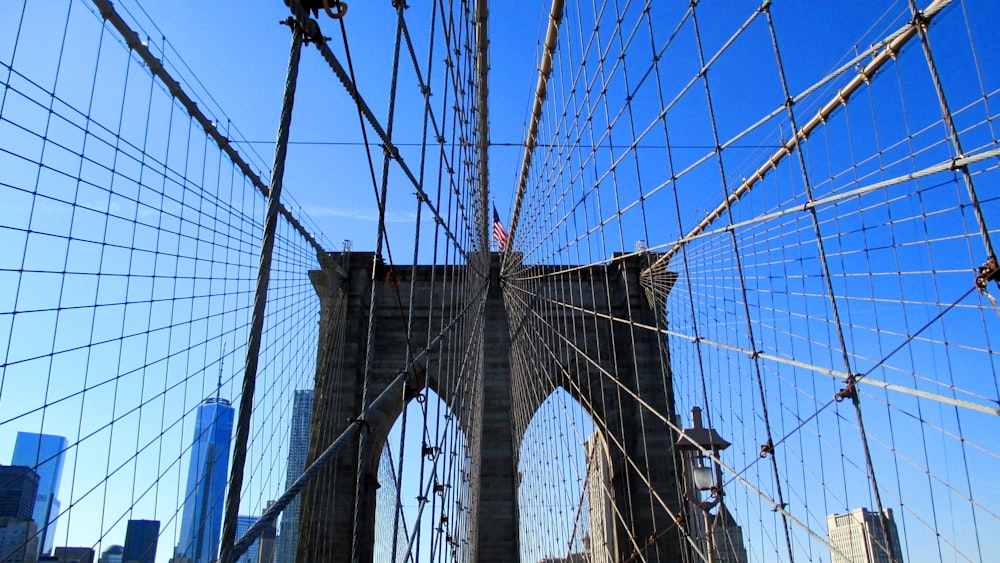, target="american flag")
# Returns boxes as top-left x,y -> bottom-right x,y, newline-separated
492,206 -> 509,250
